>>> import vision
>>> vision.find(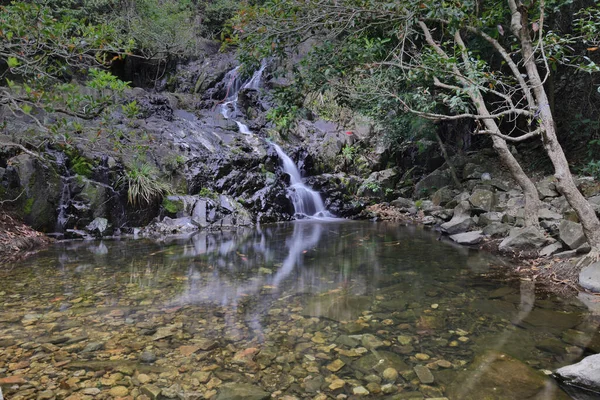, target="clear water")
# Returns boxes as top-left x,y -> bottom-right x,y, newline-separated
0,221 -> 594,399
